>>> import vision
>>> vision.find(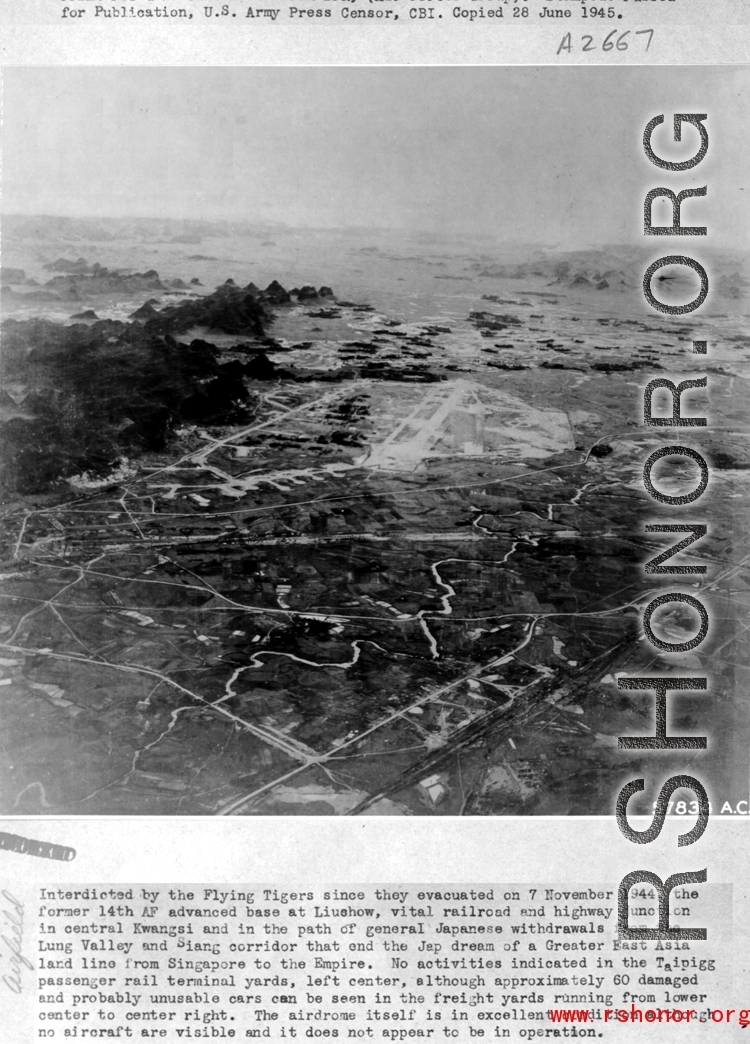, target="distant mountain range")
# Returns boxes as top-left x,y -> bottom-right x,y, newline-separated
1,213 -> 287,244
